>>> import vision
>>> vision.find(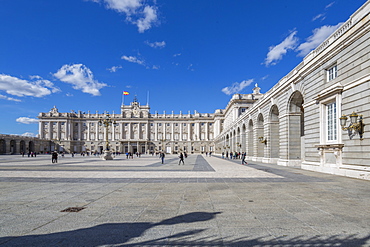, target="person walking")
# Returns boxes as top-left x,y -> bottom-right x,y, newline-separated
160,152 -> 165,164
178,152 -> 185,165
52,151 -> 58,163
241,152 -> 247,165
